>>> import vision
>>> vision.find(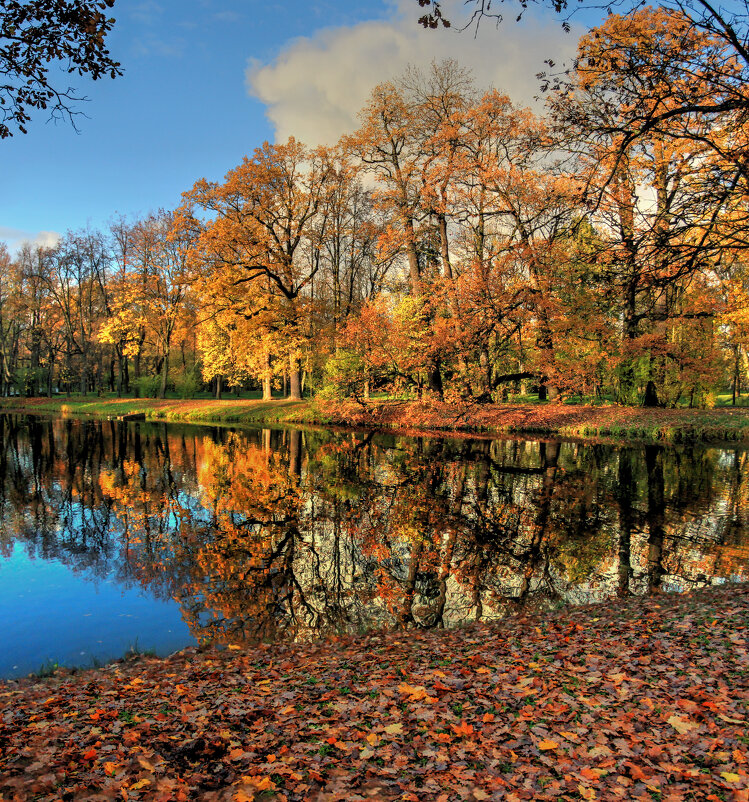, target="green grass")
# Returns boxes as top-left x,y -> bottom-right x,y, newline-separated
715,393 -> 749,408
0,395 -> 324,428
27,640 -> 163,679
33,659 -> 60,678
